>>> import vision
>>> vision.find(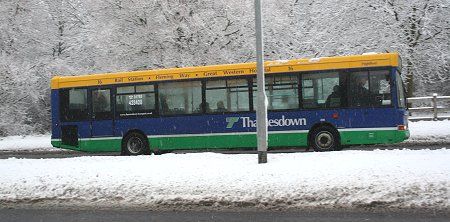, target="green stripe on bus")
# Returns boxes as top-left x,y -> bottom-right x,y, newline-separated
51,129 -> 409,152
340,130 -> 409,145
51,139 -> 122,152
150,132 -> 308,151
